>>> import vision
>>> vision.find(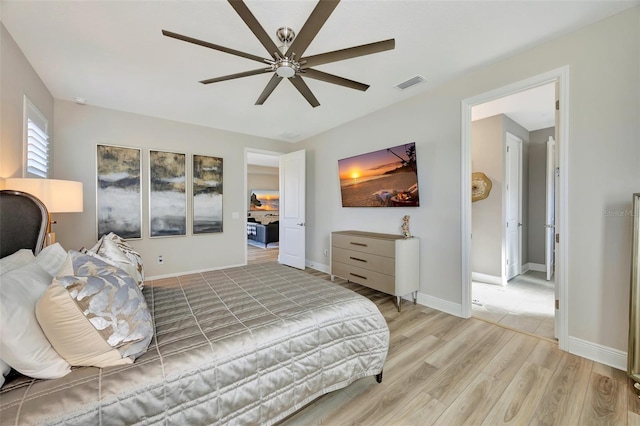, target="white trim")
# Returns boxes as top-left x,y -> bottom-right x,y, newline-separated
526,262 -> 546,272
146,263 -> 246,281
462,65 -> 570,351
471,272 -> 504,286
568,336 -> 627,371
306,260 -> 330,274
417,292 -> 463,317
